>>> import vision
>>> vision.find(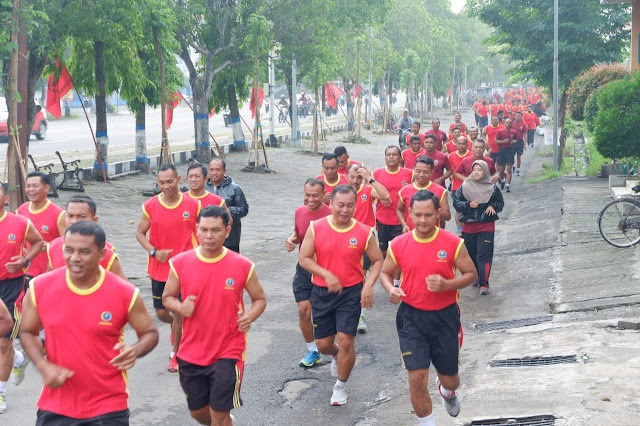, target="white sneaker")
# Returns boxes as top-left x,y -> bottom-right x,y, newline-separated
436,377 -> 460,417
330,383 -> 347,406
0,392 -> 6,413
330,355 -> 338,377
11,351 -> 29,385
